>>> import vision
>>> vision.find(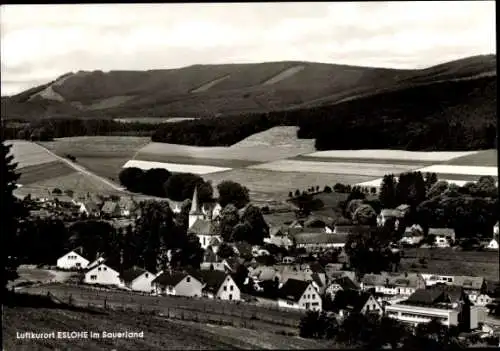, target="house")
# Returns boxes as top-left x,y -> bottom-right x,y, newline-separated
333,225 -> 371,235
196,270 -> 241,301
361,272 -> 426,297
119,266 -> 156,293
264,234 -> 293,249
100,201 -> 121,217
84,262 -> 122,286
118,196 -> 139,217
494,222 -> 499,236
487,238 -> 499,250
377,209 -> 404,227
400,224 -> 424,246
152,271 -> 203,297
166,199 -> 183,214
325,276 -> 359,299
86,256 -> 106,270
56,247 -> 89,270
189,219 -> 221,250
385,285 -> 473,331
277,279 -> 322,311
77,200 -> 100,217
332,290 -> 384,318
294,233 -> 348,251
428,228 -> 456,243
453,276 -> 487,304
